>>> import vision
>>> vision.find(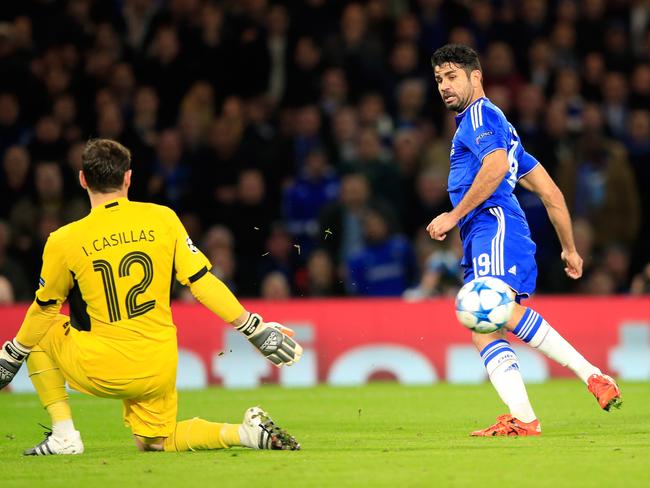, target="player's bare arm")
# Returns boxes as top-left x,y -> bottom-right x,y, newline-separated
519,165 -> 583,279
427,149 -> 509,241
